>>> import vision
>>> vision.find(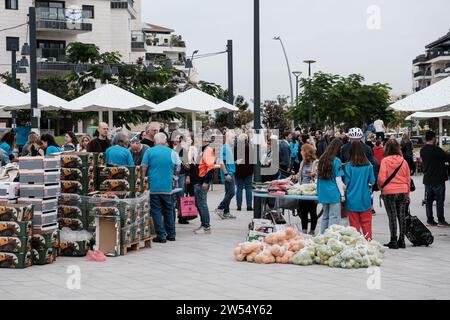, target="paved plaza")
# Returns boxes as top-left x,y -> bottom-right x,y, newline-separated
2,175 -> 450,300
